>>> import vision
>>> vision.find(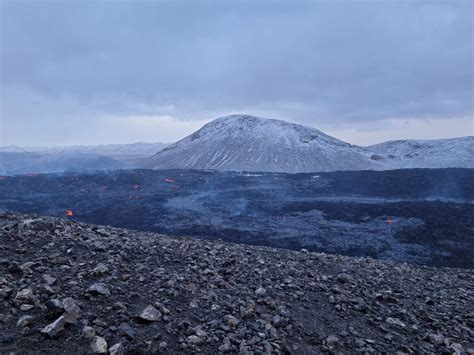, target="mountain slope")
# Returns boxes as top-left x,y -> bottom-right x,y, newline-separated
367,136 -> 474,169
142,115 -> 384,172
